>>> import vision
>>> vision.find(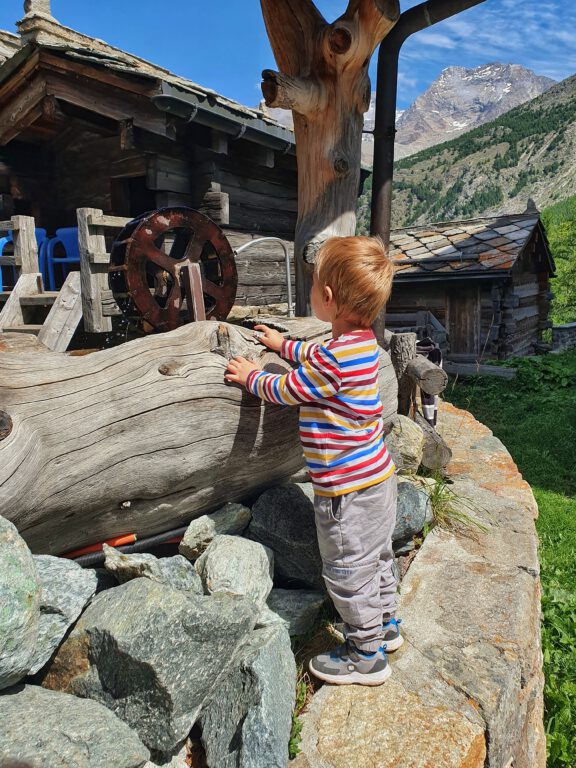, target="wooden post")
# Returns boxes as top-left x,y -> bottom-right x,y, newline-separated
390,331 -> 416,416
405,354 -> 448,396
77,207 -> 113,334
181,263 -> 206,322
260,0 -> 400,314
12,215 -> 40,276
414,412 -> 452,471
